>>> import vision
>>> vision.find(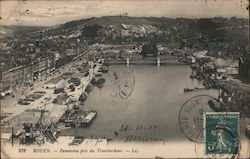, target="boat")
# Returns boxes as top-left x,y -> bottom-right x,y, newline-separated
96,72 -> 102,77
91,78 -> 96,85
97,78 -> 105,83
208,99 -> 221,111
104,62 -> 110,66
184,88 -> 194,92
69,136 -> 84,145
102,67 -> 109,73
85,85 -> 93,93
91,78 -> 105,88
193,86 -> 206,90
96,82 -> 103,88
184,86 -> 206,93
96,78 -> 105,88
99,67 -> 109,73
79,93 -> 87,102
64,110 -> 97,127
73,104 -> 80,110
82,110 -> 97,127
